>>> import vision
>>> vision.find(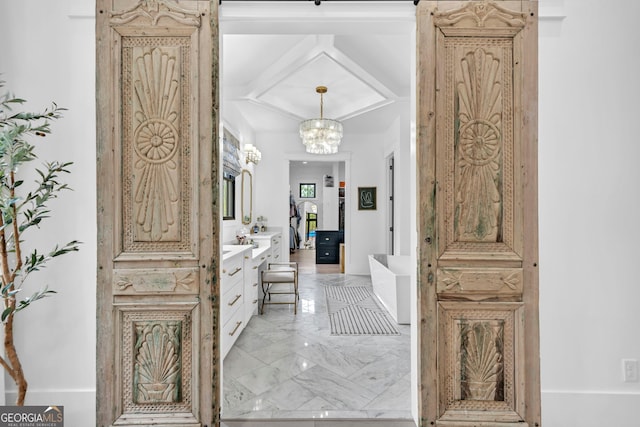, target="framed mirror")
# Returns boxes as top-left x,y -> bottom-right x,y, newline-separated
222,174 -> 235,220
241,169 -> 252,225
